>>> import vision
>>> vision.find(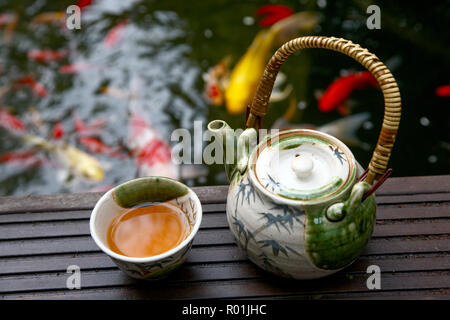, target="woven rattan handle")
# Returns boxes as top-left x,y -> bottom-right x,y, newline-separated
246,36 -> 401,185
